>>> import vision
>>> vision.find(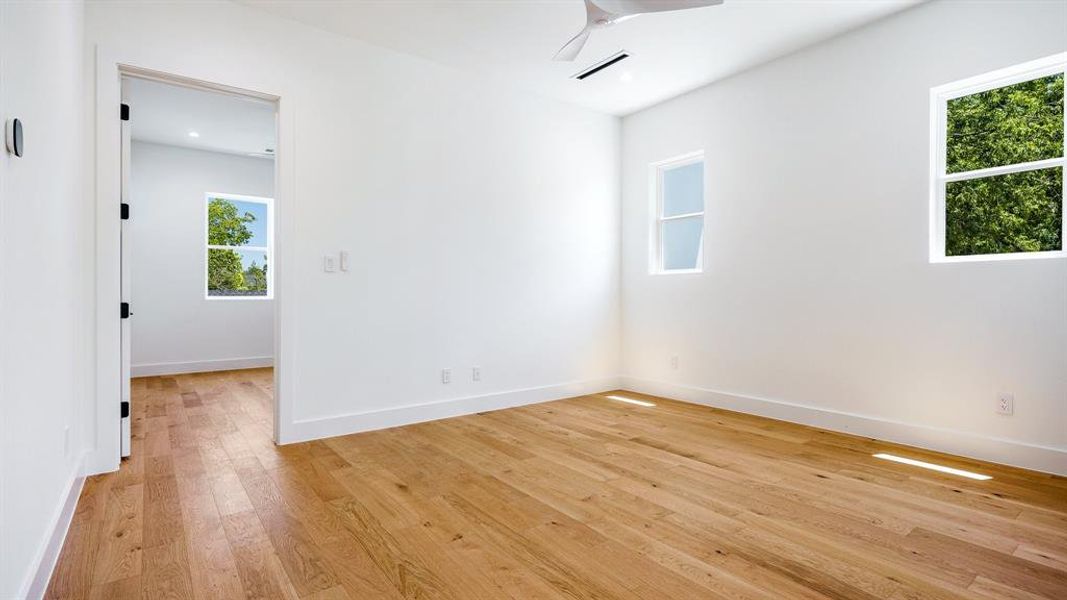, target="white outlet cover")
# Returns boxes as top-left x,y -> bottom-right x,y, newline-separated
997,393 -> 1014,415
441,368 -> 451,384
324,255 -> 337,272
472,366 -> 481,381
